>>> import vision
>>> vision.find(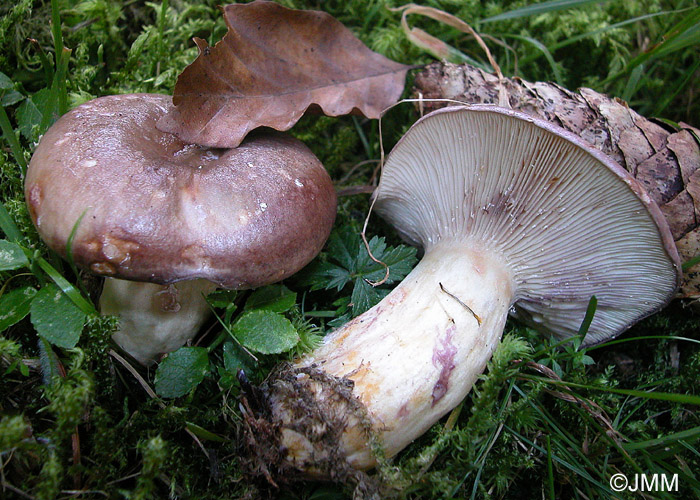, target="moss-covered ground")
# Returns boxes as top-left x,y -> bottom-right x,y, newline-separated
1,1 -> 699,498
